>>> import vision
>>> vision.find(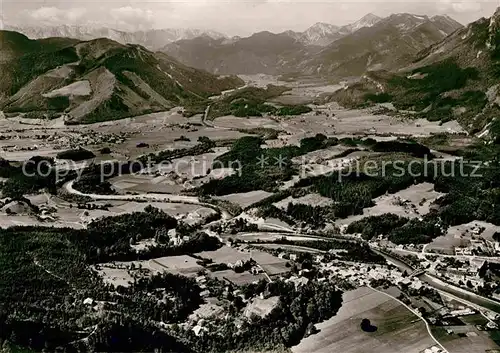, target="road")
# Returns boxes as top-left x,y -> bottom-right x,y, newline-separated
65,180 -> 201,204
394,246 -> 500,263
64,180 -> 500,318
64,180 -> 233,225
368,285 -> 449,353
